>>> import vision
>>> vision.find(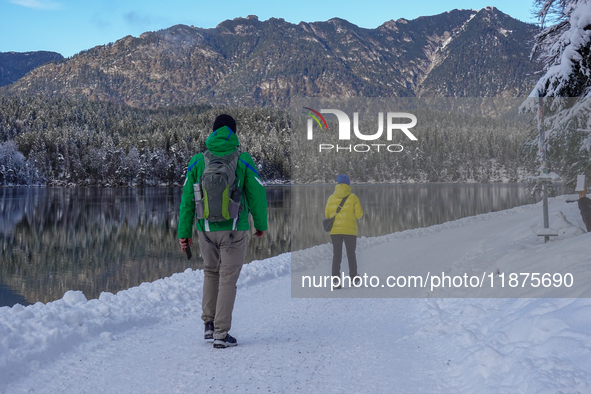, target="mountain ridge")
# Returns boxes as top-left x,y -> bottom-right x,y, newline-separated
2,7 -> 540,107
